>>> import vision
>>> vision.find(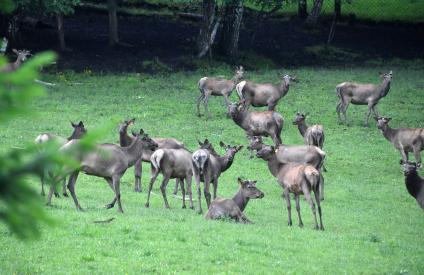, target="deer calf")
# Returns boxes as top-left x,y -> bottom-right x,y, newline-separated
0,49 -> 31,73
401,160 -> 424,210
293,112 -> 325,149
